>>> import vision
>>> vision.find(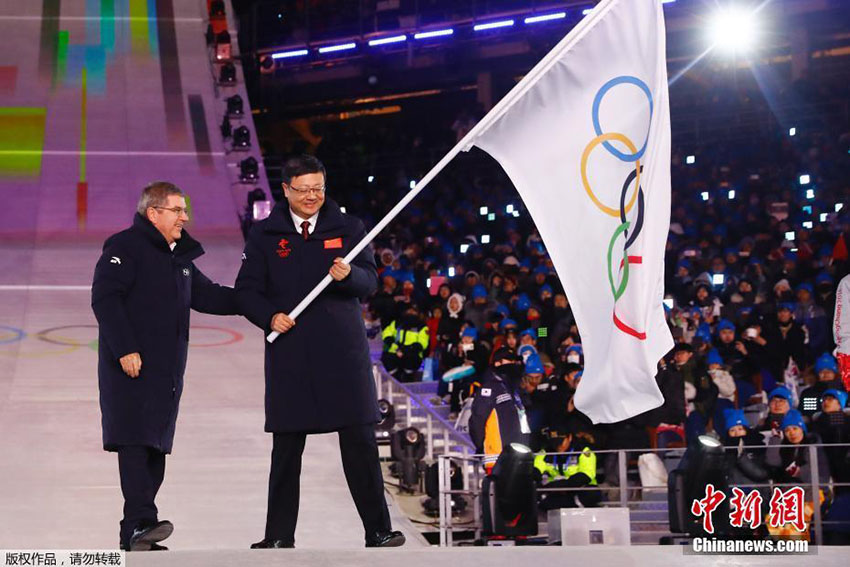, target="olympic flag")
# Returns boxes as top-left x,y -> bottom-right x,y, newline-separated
472,0 -> 673,423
